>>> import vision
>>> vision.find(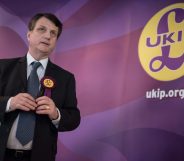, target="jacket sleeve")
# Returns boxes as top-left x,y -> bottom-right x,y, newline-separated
58,74 -> 81,132
0,66 -> 10,123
